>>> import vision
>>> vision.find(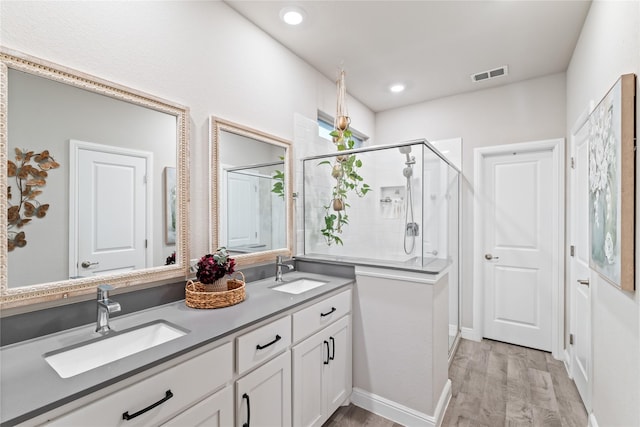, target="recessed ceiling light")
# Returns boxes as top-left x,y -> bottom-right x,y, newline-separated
390,84 -> 405,93
280,7 -> 304,25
